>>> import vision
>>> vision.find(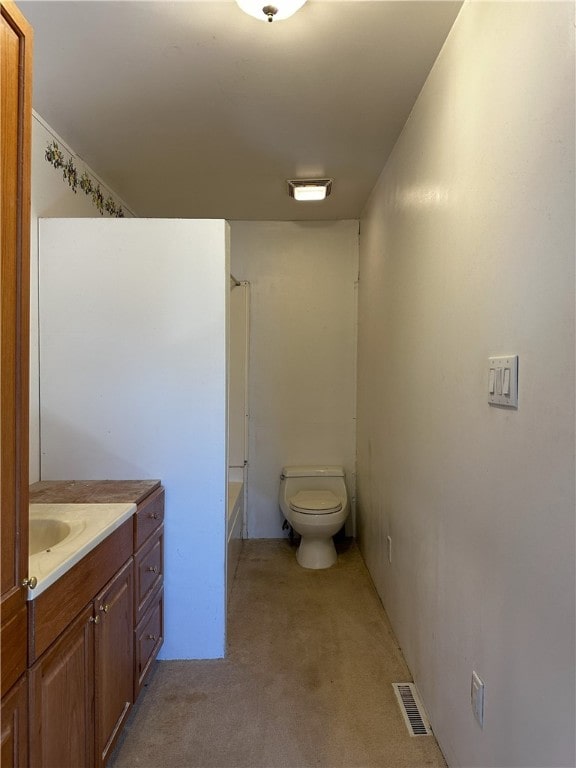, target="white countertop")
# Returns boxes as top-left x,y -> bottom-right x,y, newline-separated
28,502 -> 136,599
